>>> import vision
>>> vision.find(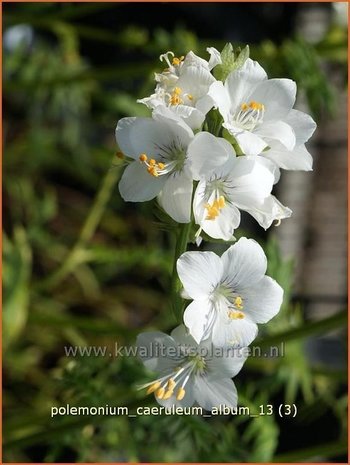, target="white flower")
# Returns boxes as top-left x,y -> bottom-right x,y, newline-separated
177,238 -> 284,347
208,58 -> 316,156
138,48 -> 220,130
137,325 -> 246,410
260,108 -> 316,171
116,107 -> 195,223
187,132 -> 291,240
